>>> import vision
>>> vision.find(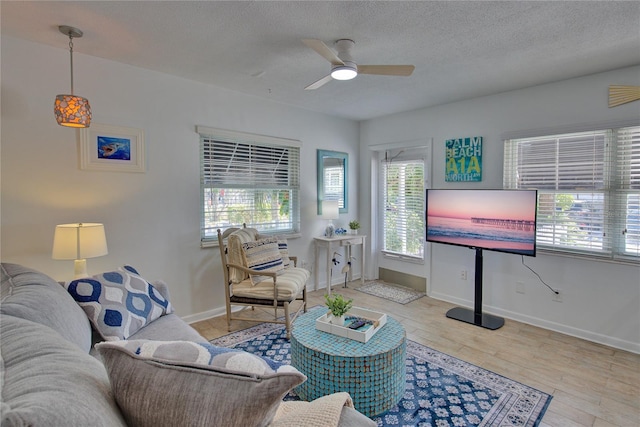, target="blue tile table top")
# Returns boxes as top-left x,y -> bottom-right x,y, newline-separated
292,308 -> 405,356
